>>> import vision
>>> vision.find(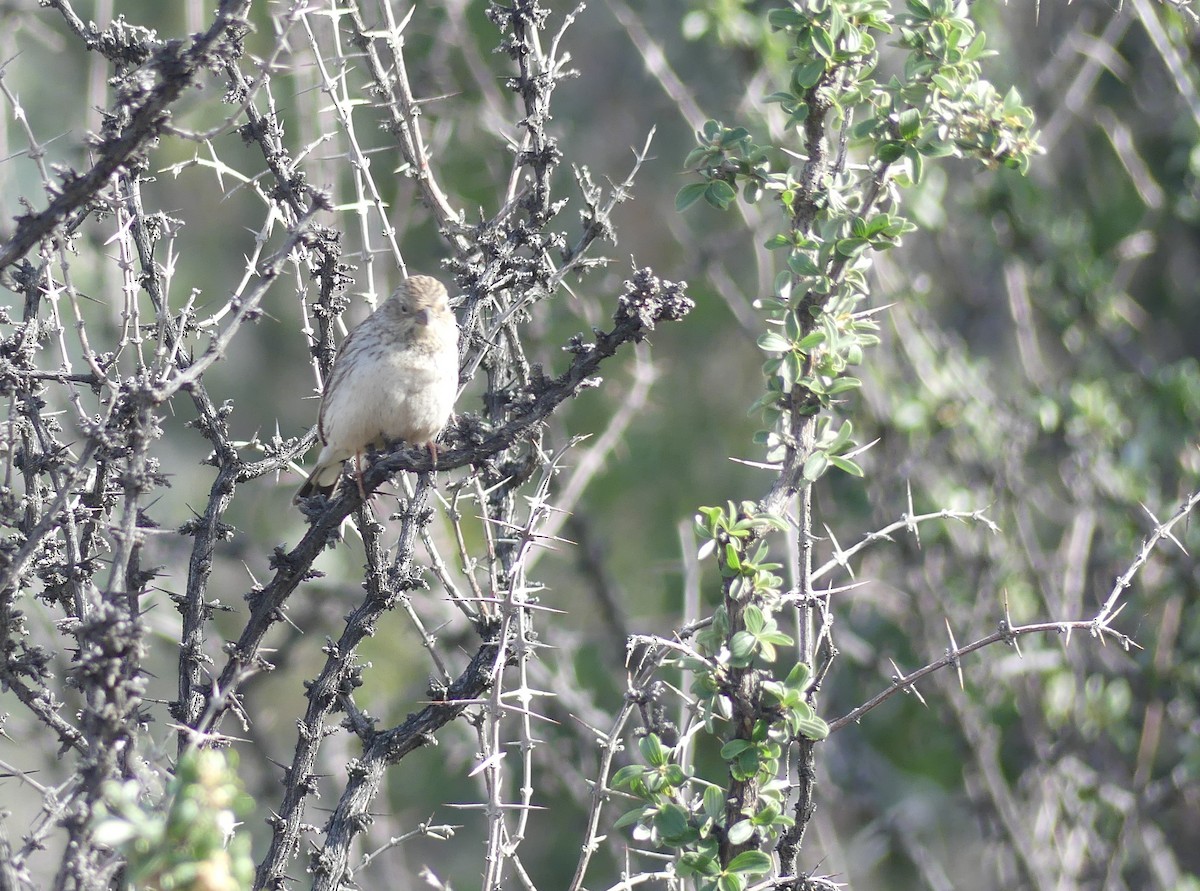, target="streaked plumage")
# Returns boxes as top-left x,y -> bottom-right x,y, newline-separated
294,275 -> 459,502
